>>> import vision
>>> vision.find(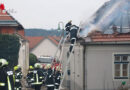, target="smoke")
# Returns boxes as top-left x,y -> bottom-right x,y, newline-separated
80,0 -> 130,37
